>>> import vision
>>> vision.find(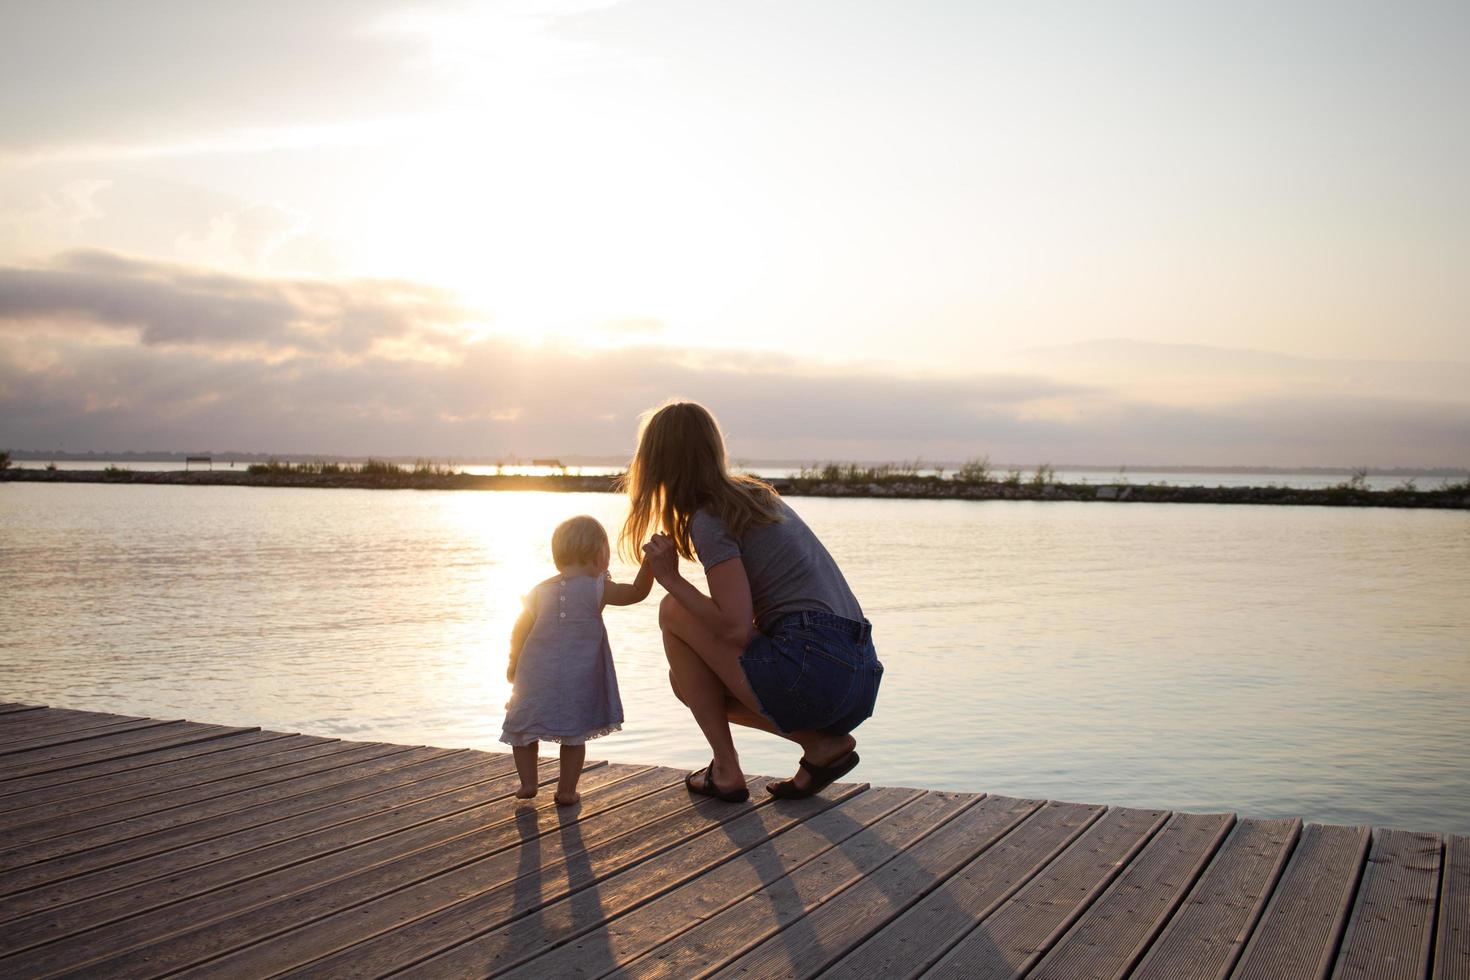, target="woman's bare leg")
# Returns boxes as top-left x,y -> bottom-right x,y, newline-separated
556,744 -> 585,805
663,628 -> 748,794
723,700 -> 856,793
660,595 -> 854,793
511,743 -> 538,798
